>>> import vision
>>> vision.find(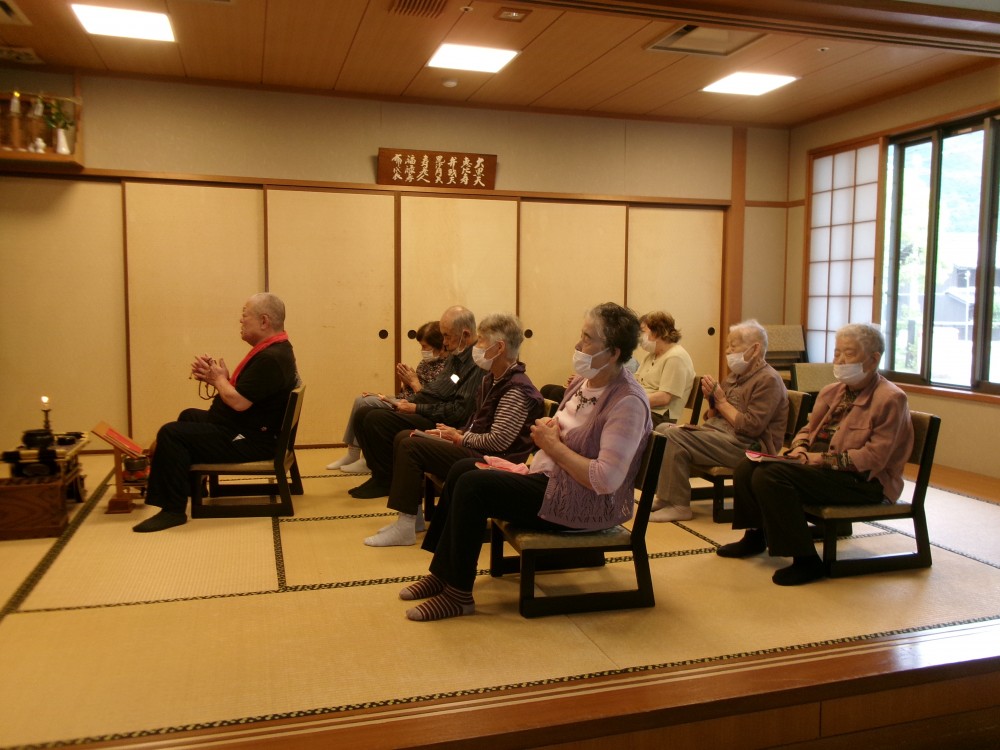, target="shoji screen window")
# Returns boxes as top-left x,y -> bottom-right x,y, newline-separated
806,143 -> 879,363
